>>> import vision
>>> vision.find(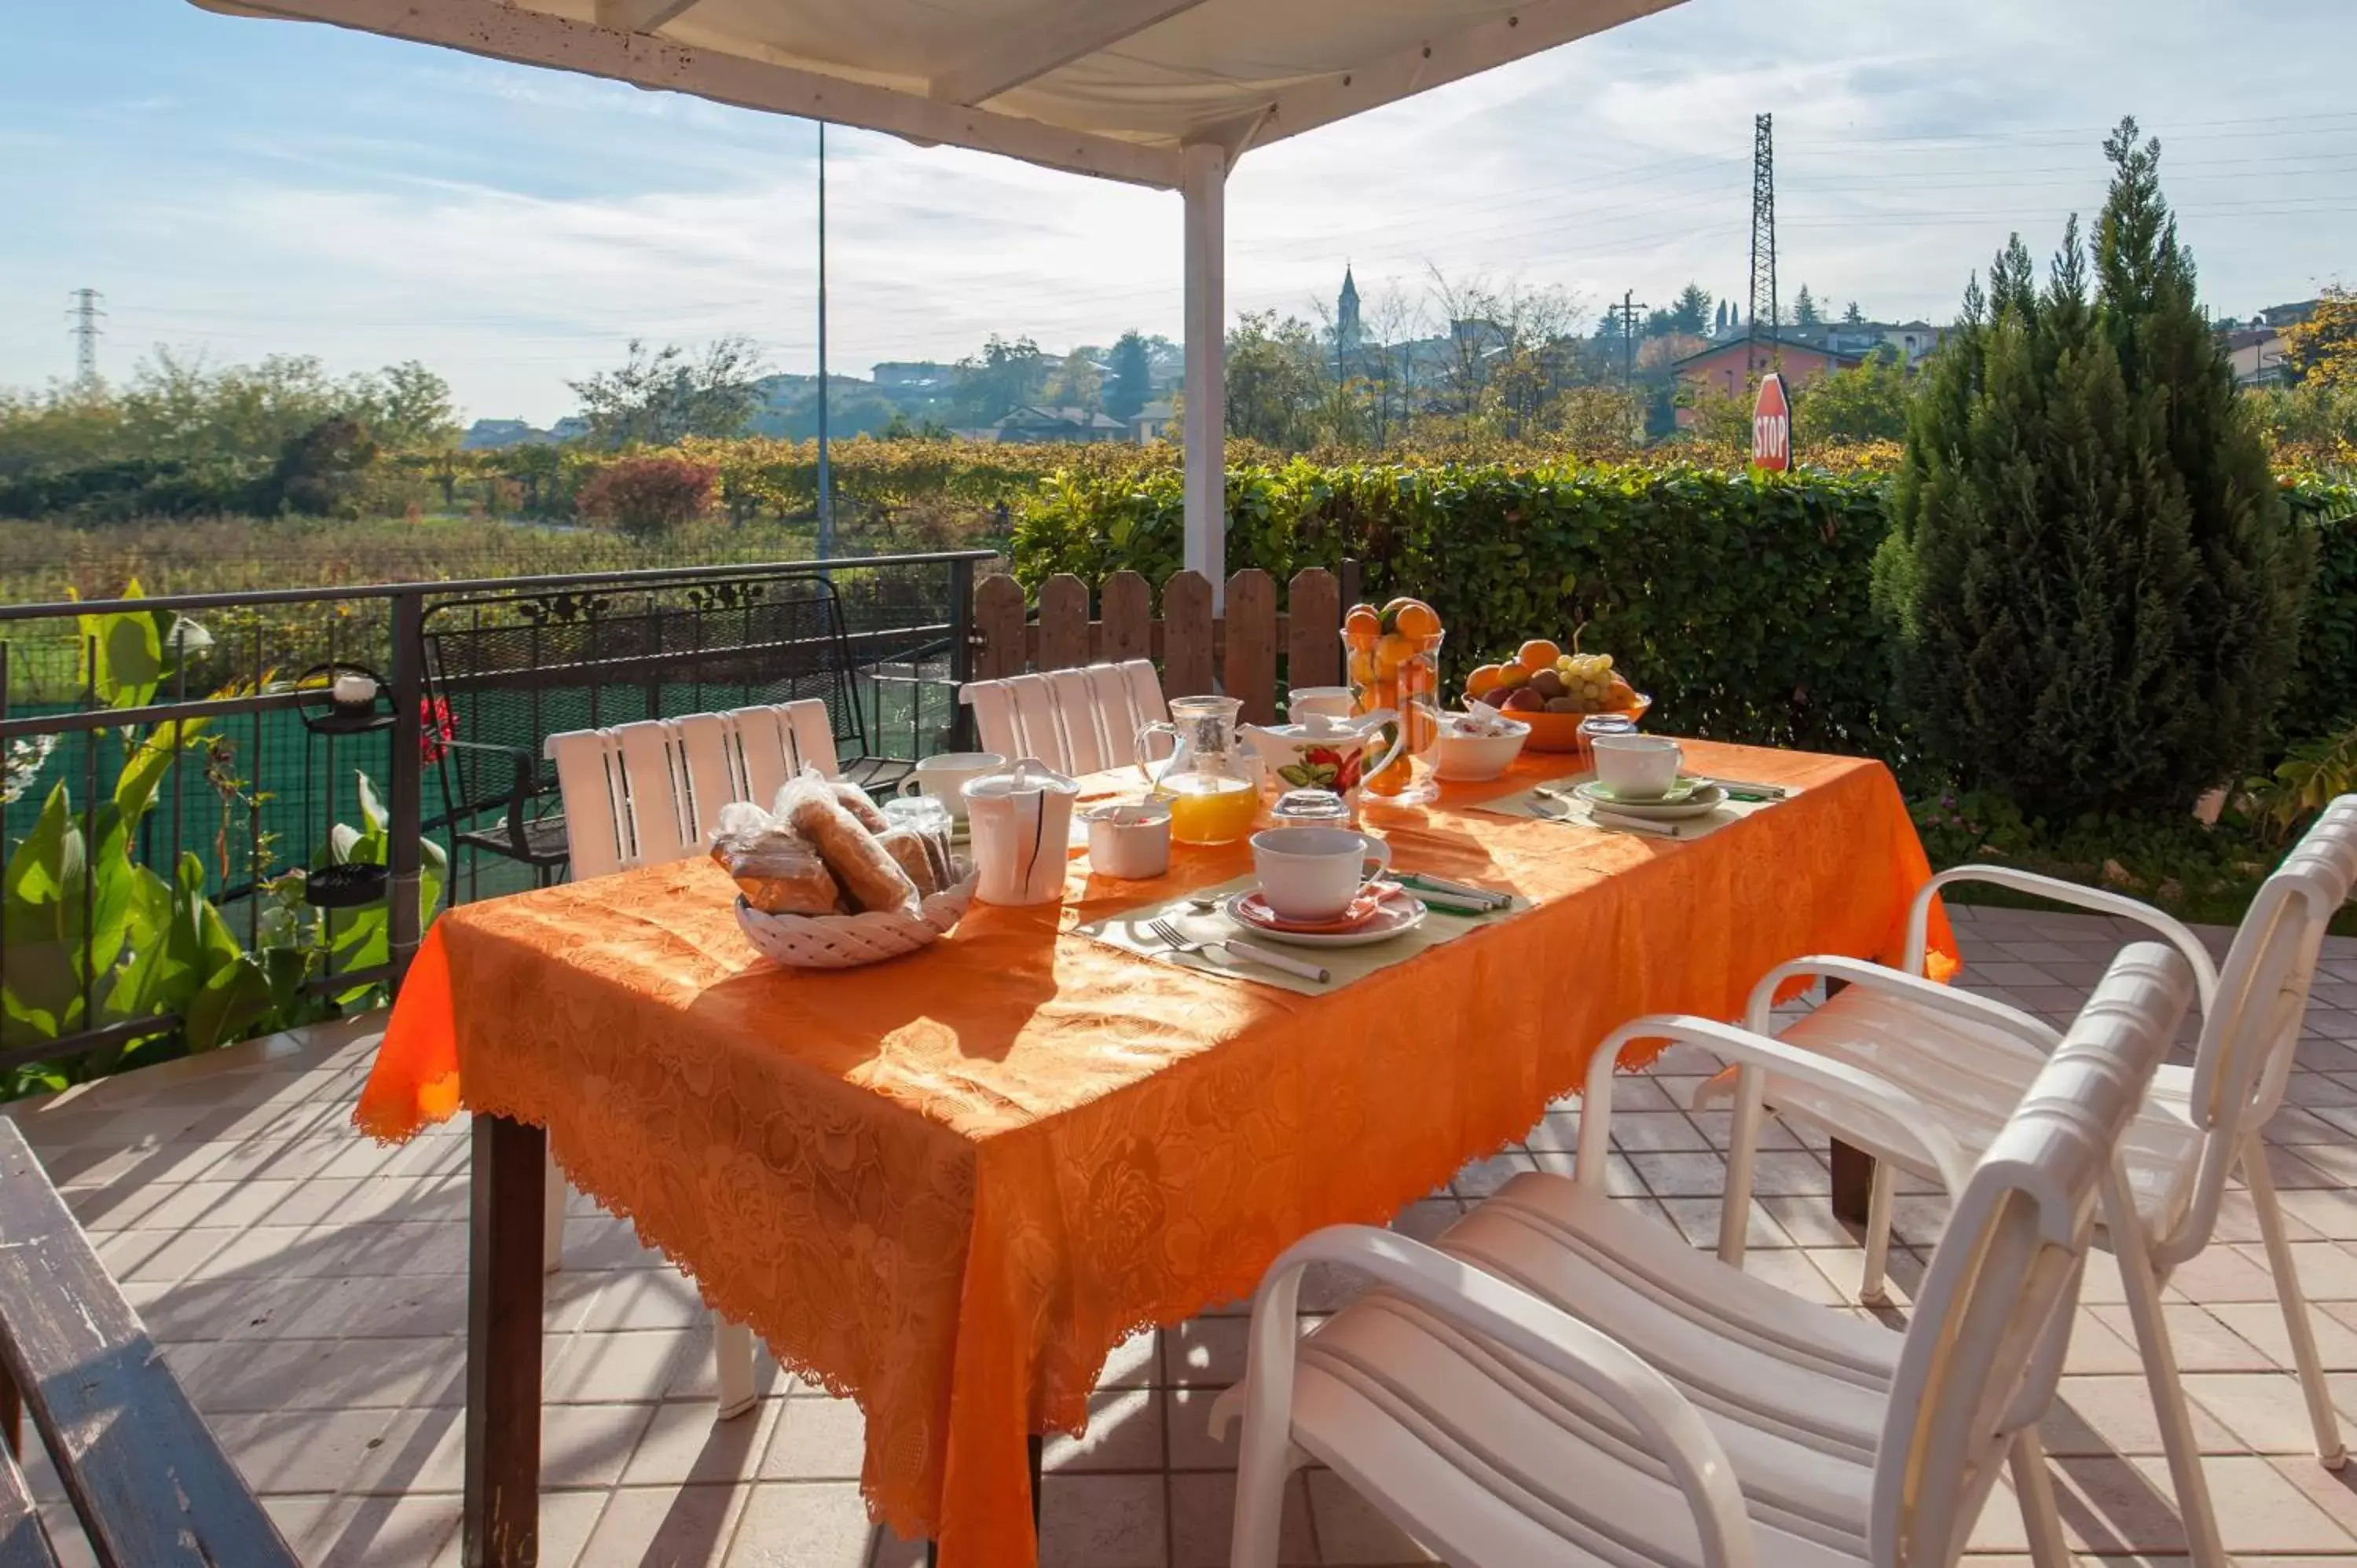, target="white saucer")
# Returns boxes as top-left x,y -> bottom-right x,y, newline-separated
1572,780 -> 1728,820
1222,891 -> 1428,948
